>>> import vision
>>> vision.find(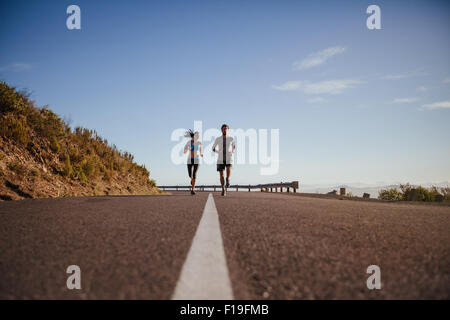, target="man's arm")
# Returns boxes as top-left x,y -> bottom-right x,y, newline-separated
212,138 -> 219,153
183,141 -> 189,154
